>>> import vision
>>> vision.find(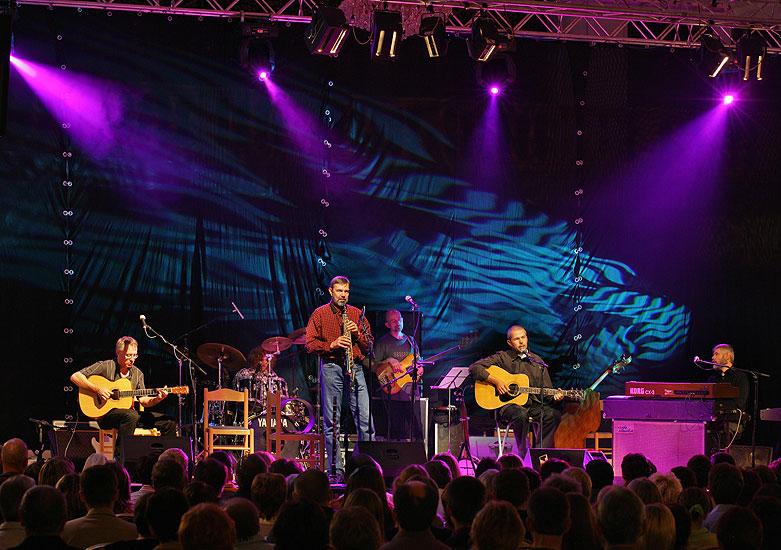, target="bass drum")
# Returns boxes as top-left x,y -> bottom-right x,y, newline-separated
281,398 -> 315,434
248,415 -> 301,459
